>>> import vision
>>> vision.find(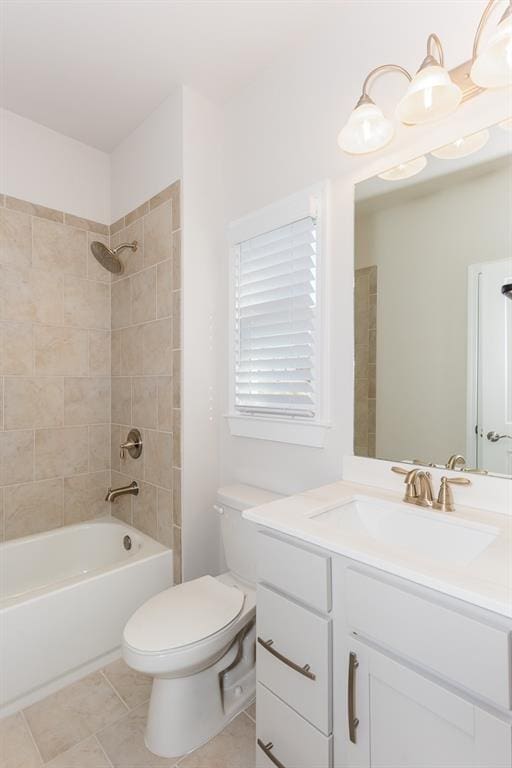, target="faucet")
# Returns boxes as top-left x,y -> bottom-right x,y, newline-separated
105,480 -> 139,503
391,467 -> 434,507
